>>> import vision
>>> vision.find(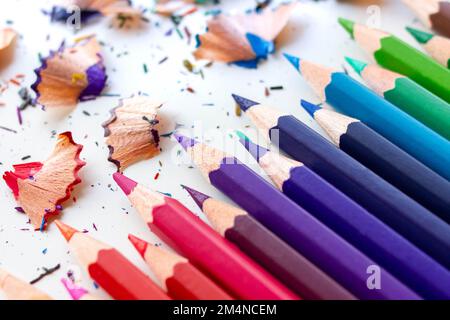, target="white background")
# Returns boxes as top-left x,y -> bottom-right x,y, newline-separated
0,0 -> 426,299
